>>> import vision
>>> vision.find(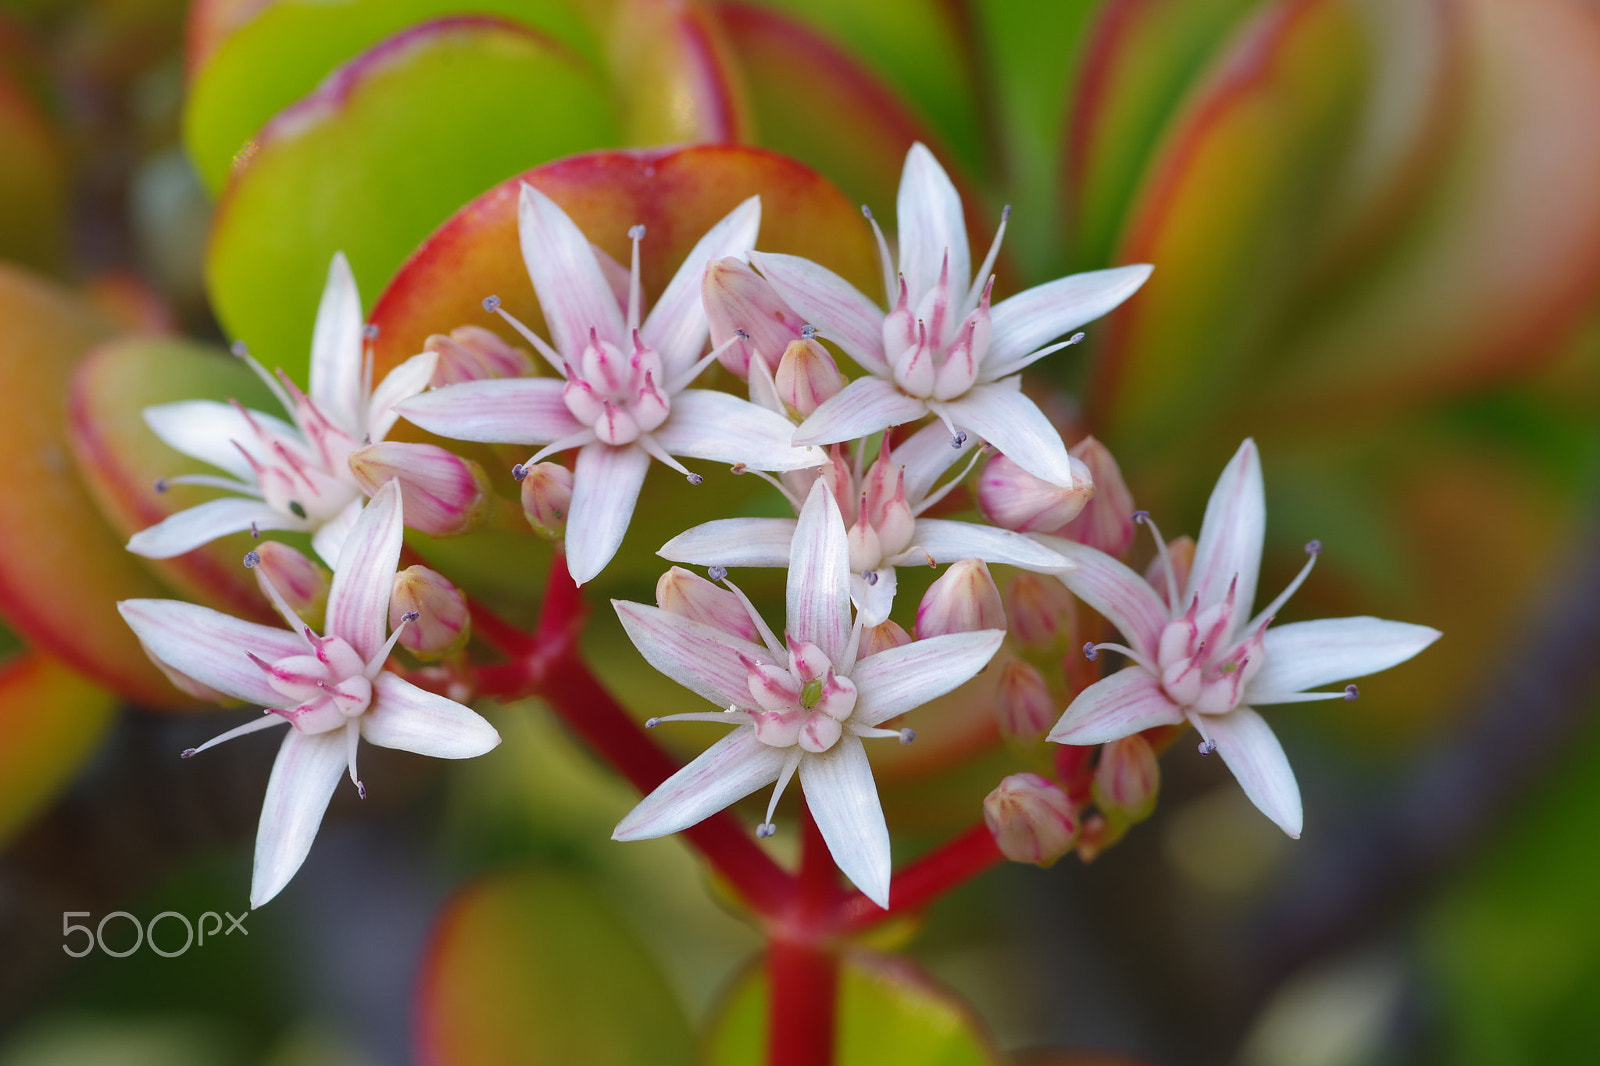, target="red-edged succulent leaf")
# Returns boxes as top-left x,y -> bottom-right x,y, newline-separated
67,337 -> 279,623
607,0 -> 751,145
205,16 -> 618,384
0,650 -> 117,846
369,144 -> 878,376
417,868 -> 693,1066
183,0 -> 276,79
0,265 -> 187,706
